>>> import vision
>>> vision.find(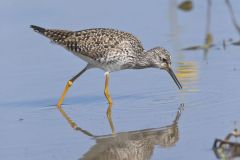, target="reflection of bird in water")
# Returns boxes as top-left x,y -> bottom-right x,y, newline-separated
81,125 -> 179,160
31,25 -> 182,114
70,104 -> 183,160
213,127 -> 240,159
